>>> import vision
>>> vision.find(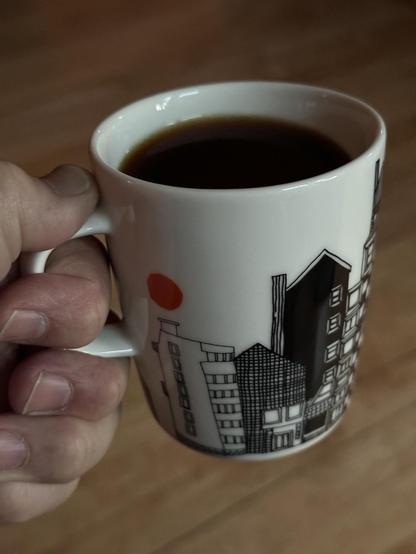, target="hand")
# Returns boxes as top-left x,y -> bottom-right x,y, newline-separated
0,163 -> 128,523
